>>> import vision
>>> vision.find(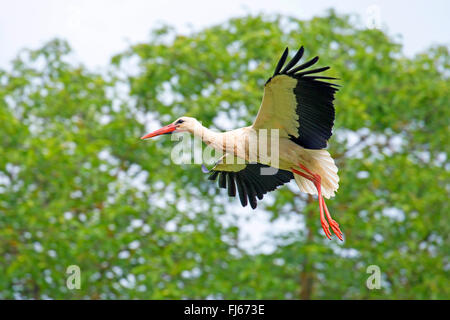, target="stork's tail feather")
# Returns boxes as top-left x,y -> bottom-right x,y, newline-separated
293,149 -> 339,199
